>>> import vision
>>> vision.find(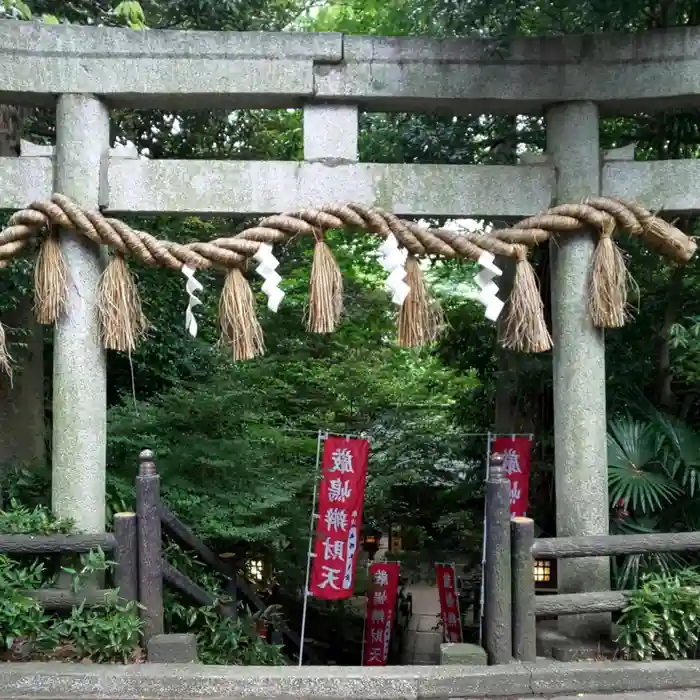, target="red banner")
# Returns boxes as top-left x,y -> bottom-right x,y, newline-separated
436,563 -> 462,643
491,435 -> 533,518
363,562 -> 400,666
309,436 -> 369,600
